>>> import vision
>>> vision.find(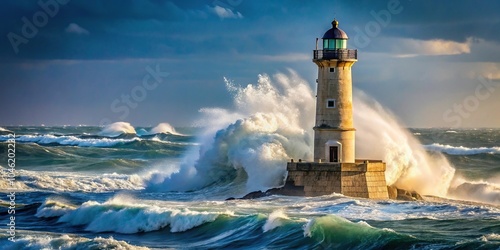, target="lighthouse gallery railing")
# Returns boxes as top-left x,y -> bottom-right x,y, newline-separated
313,49 -> 357,60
